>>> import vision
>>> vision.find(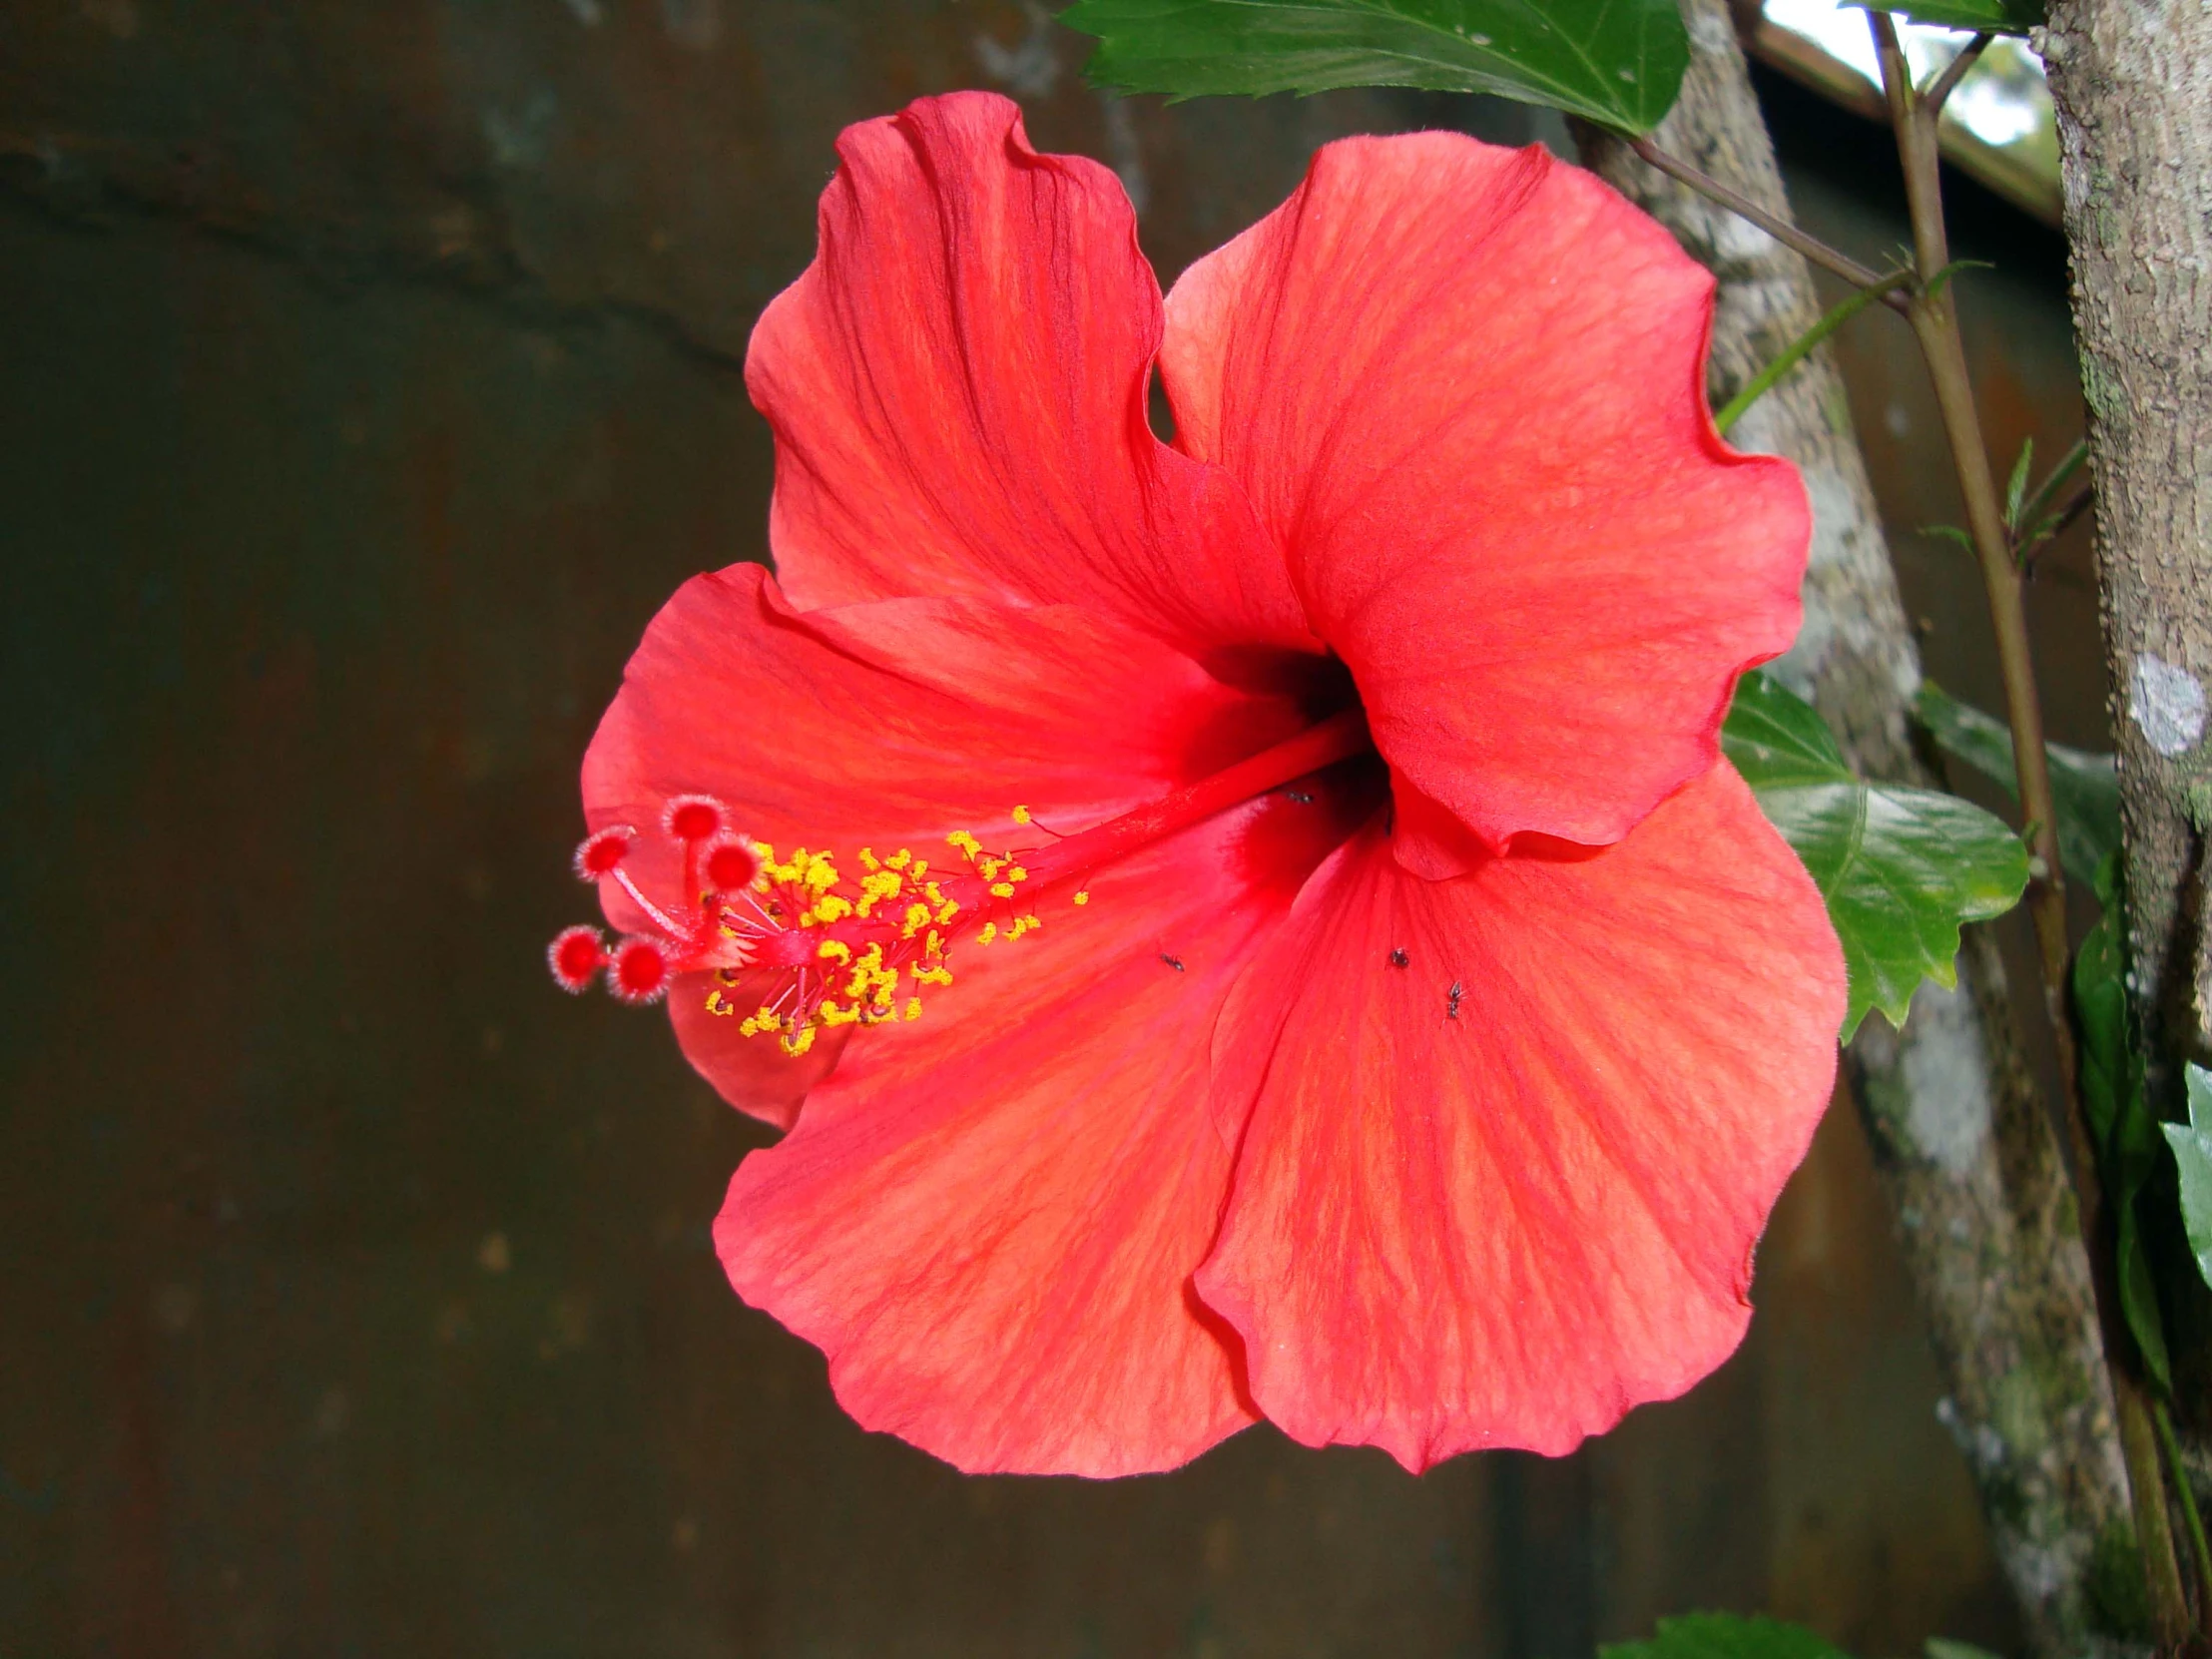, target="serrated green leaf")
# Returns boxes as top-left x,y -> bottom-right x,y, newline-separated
2074,852 -> 2172,1389
1060,0 -> 1690,131
1601,1613 -> 1852,1659
1844,0 -> 2041,36
2162,1064 -> 2212,1294
1915,682 -> 2120,888
1726,672 -> 2030,1039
